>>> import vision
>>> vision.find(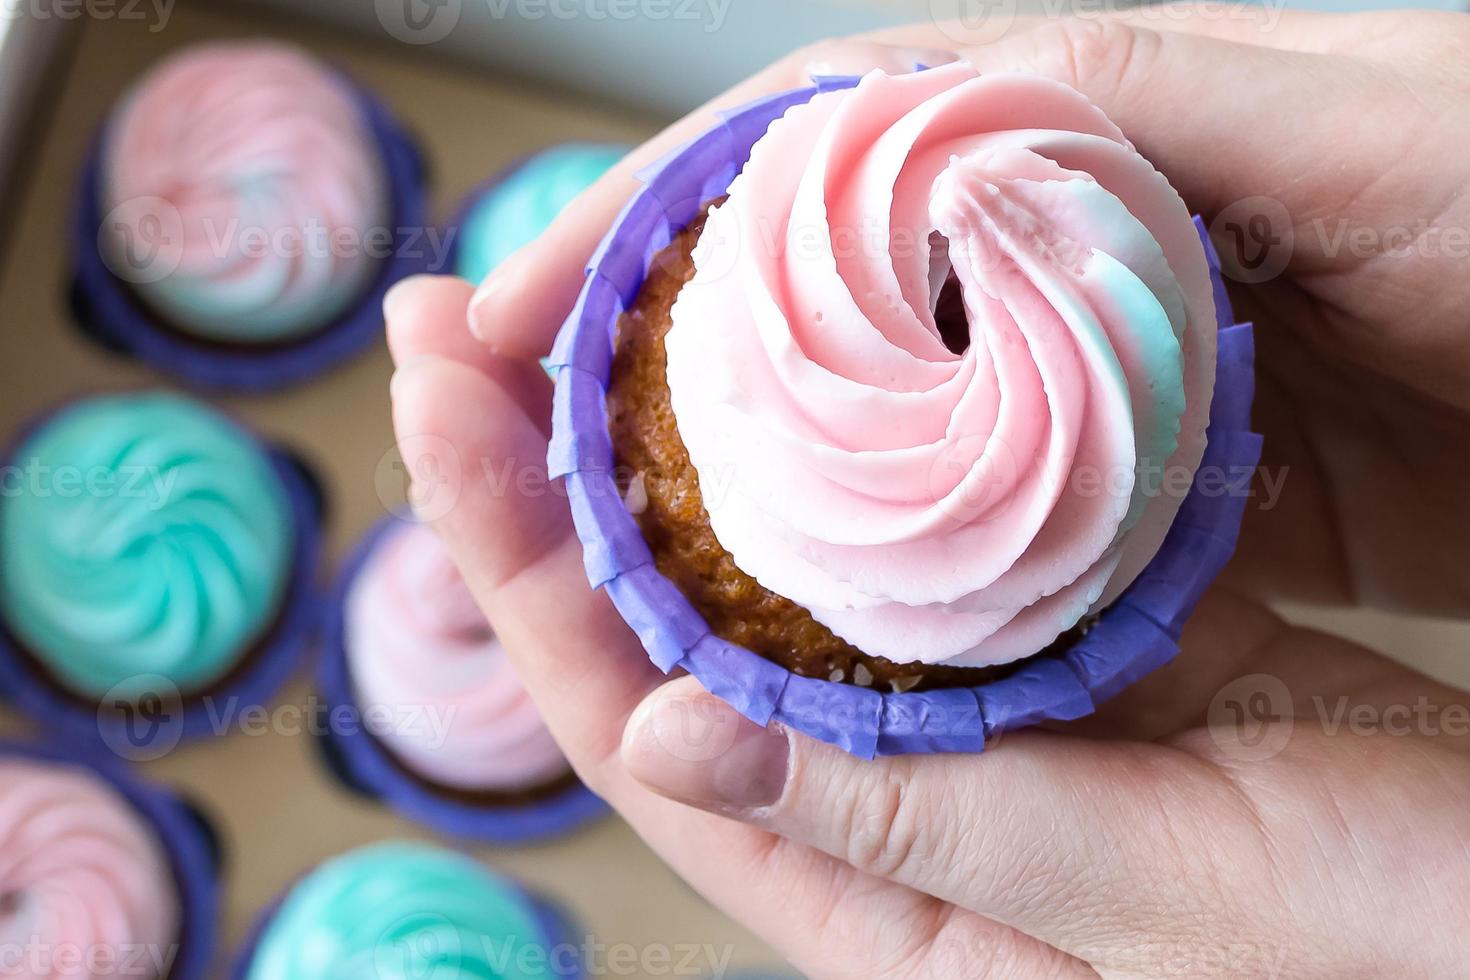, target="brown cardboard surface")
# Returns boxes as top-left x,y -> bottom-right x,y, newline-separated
0,3 -> 787,975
